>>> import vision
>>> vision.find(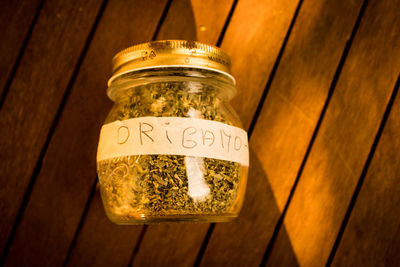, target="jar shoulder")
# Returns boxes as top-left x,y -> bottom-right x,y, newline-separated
104,94 -> 243,129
